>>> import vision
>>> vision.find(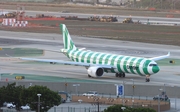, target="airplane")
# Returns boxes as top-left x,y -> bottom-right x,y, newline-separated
19,24 -> 170,82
